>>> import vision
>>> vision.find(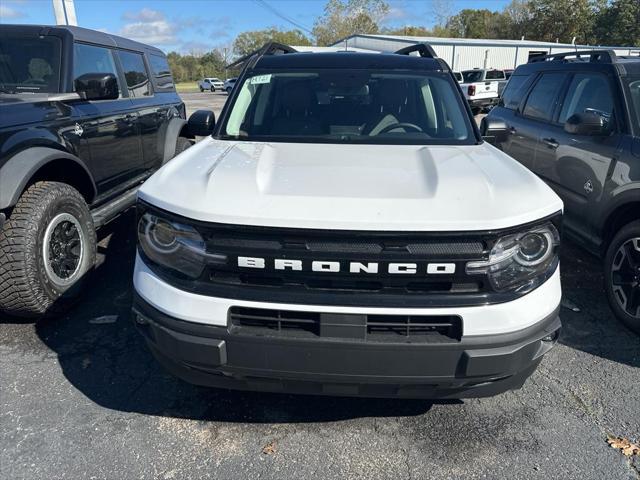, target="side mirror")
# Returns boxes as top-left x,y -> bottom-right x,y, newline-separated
564,112 -> 610,136
75,73 -> 119,101
188,109 -> 215,136
480,117 -> 509,145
